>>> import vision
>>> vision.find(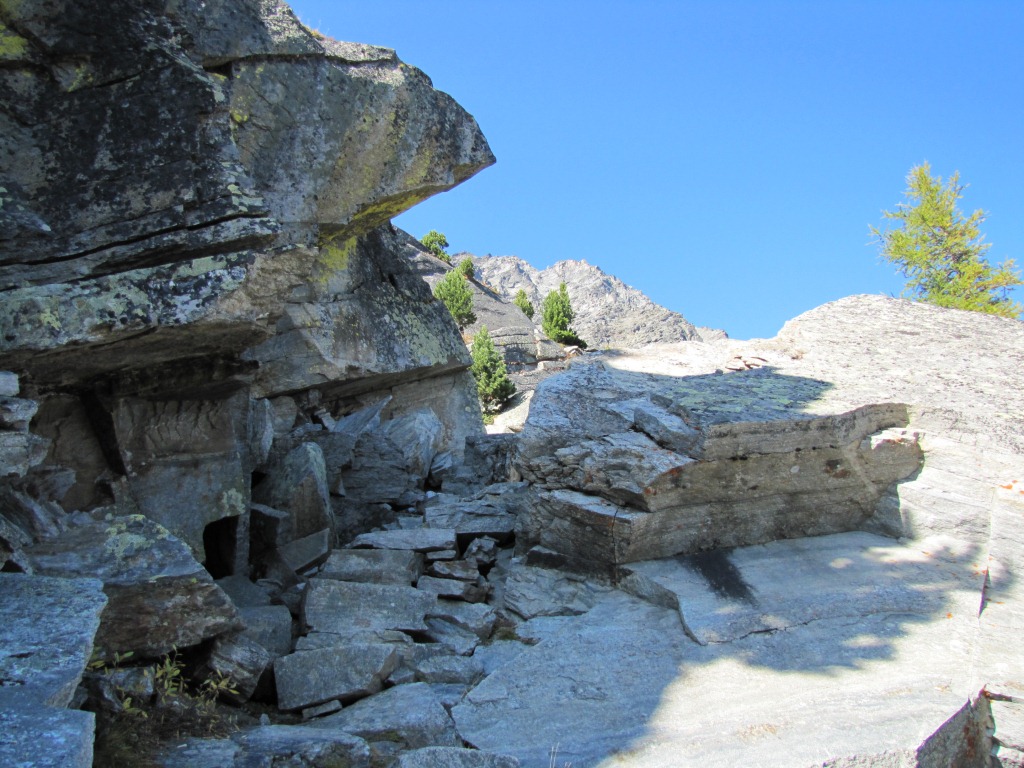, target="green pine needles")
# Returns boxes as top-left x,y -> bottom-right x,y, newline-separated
471,326 -> 516,414
421,230 -> 451,264
513,288 -> 534,319
541,282 -> 587,347
433,269 -> 476,329
872,163 -> 1022,318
